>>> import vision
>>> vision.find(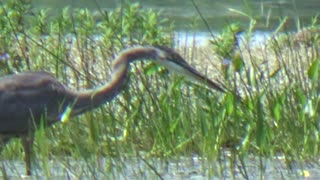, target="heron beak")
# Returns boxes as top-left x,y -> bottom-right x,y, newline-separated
155,60 -> 226,93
